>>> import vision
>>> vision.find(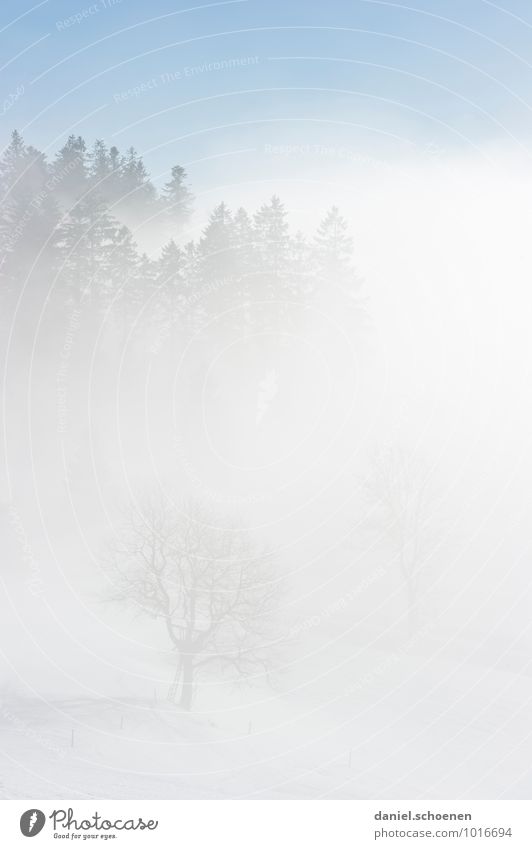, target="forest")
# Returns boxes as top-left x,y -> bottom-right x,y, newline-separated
0,129 -> 360,341
1,128 -> 529,800
0,128 -> 368,712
